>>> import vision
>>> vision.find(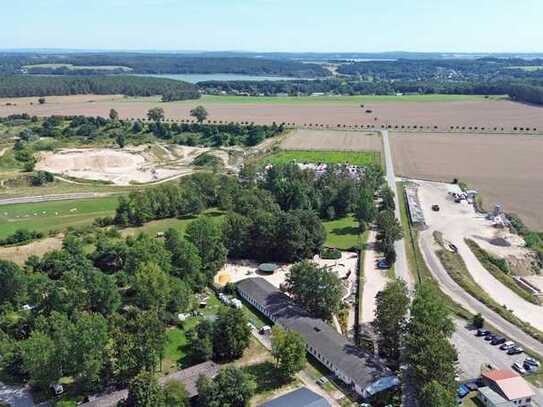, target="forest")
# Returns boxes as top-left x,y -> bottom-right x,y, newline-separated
0,75 -> 200,100
0,53 -> 328,77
